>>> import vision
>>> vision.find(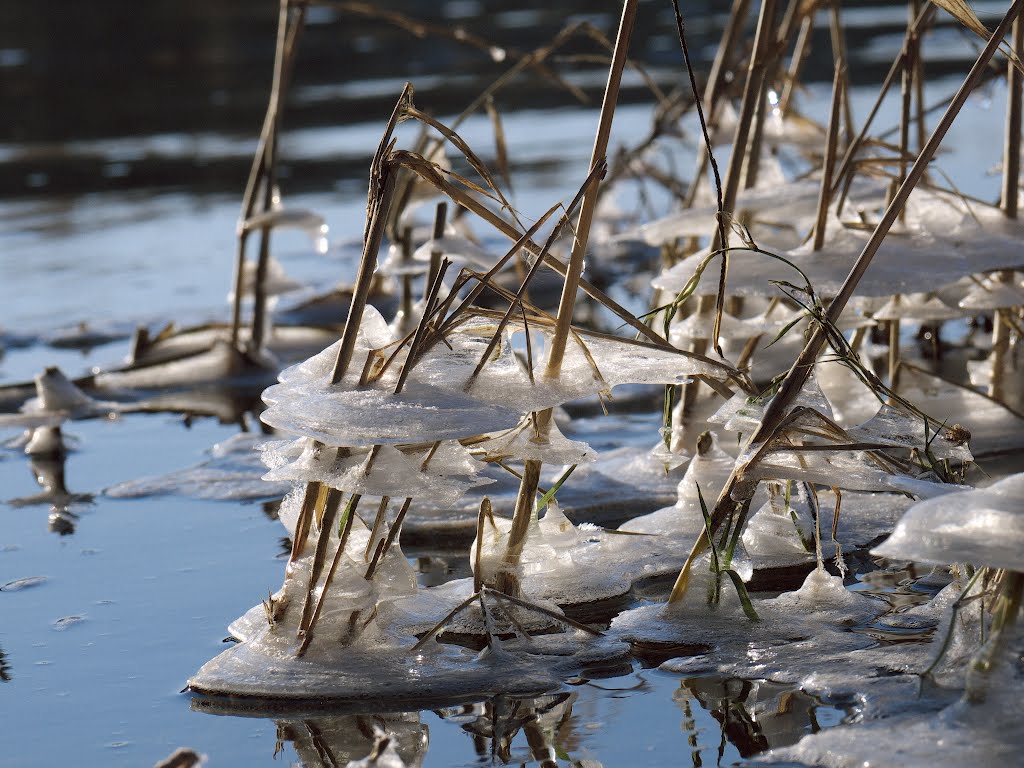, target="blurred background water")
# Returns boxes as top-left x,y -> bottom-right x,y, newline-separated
0,2 -> 1015,765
